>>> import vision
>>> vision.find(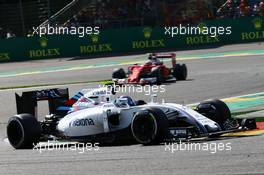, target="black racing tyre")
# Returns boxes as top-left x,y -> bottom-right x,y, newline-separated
150,67 -> 164,85
112,68 -> 126,79
196,99 -> 231,129
131,108 -> 168,145
7,114 -> 41,149
173,64 -> 187,80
